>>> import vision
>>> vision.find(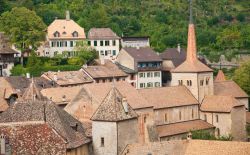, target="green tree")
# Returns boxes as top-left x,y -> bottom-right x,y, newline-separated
233,61 -> 250,95
0,7 -> 46,65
